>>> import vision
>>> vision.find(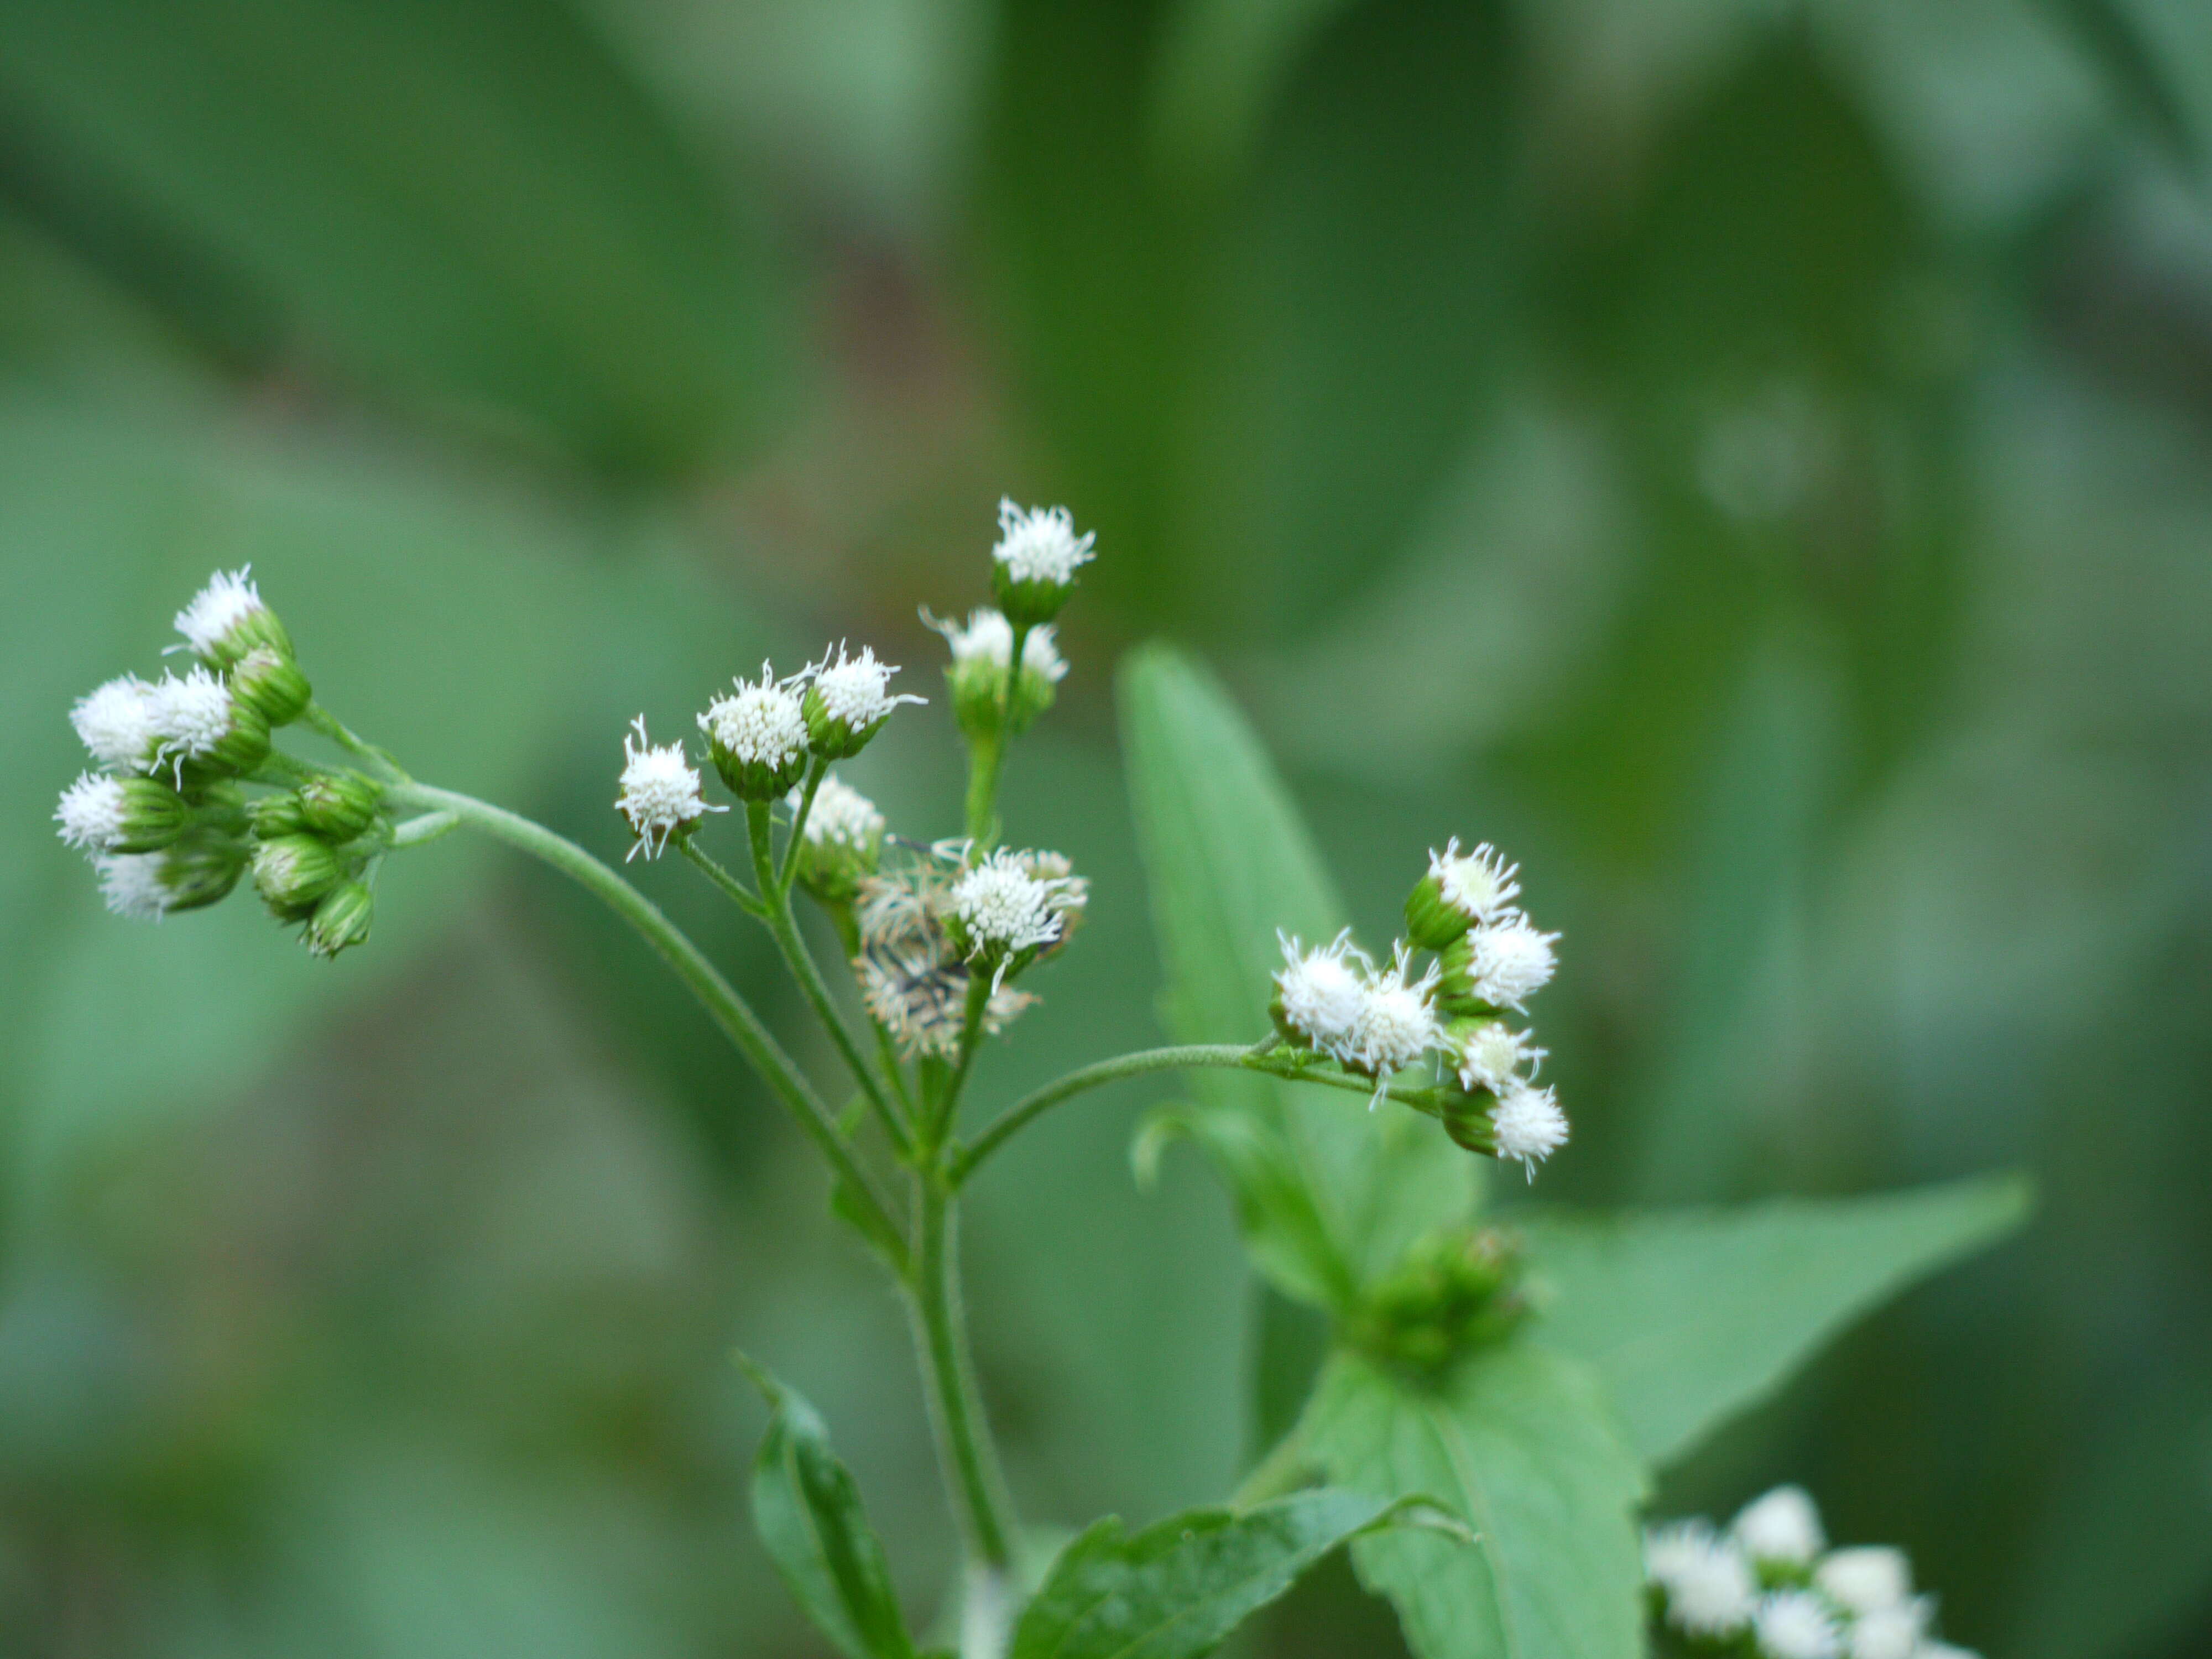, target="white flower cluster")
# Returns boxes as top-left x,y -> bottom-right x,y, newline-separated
1270,835 -> 1567,1177
1646,1486 -> 1976,1659
929,607 -> 1069,683
700,661 -> 811,775
852,843 -> 1084,1057
794,774 -> 885,849
992,499 -> 1095,587
617,717 -> 723,860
